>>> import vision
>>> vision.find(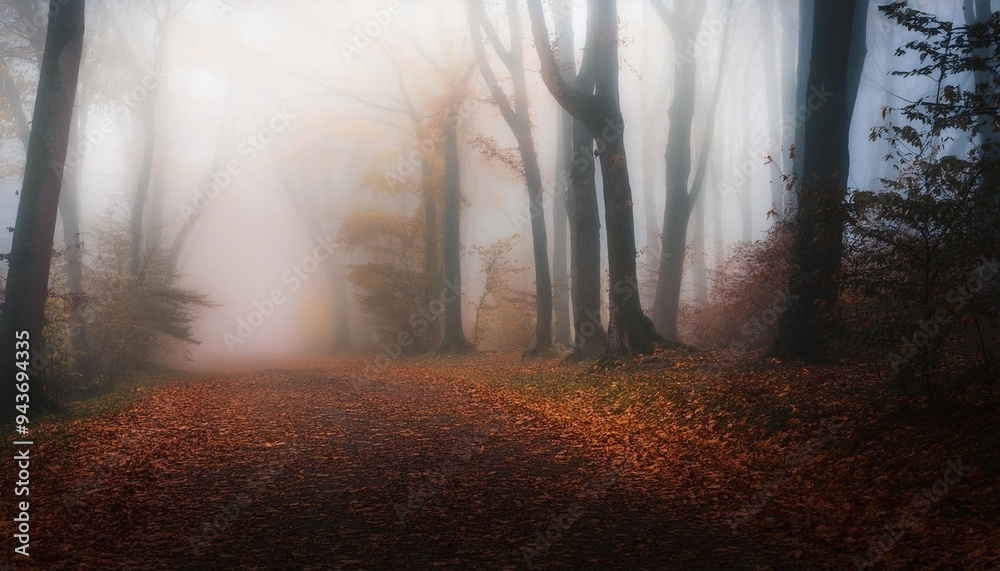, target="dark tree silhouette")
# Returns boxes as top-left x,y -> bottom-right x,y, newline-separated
0,0 -> 86,417
527,0 -> 660,356
772,0 -> 868,361
555,0 -> 608,360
